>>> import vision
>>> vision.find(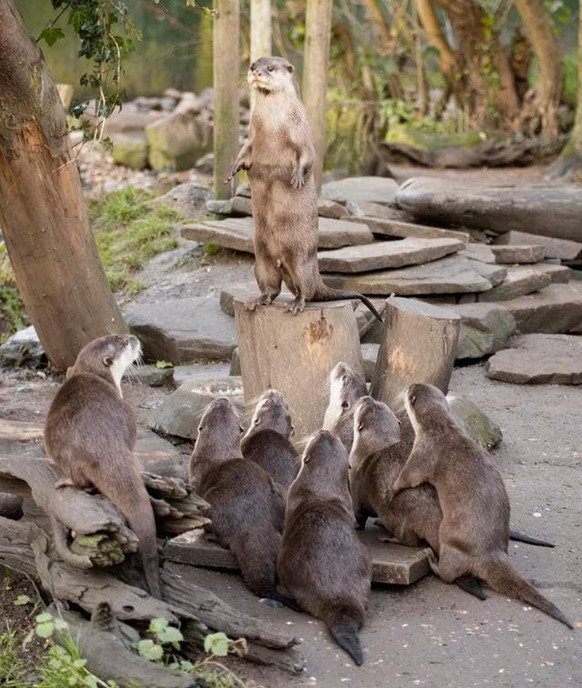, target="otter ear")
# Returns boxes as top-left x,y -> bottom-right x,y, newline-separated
239,424 -> 245,434
409,394 -> 417,406
357,422 -> 364,432
290,423 -> 295,437
103,356 -> 113,367
341,400 -> 350,410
